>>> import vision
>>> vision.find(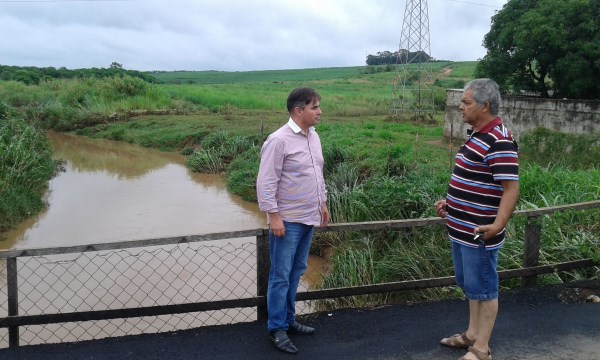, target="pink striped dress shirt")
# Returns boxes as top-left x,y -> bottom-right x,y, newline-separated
257,118 -> 327,226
